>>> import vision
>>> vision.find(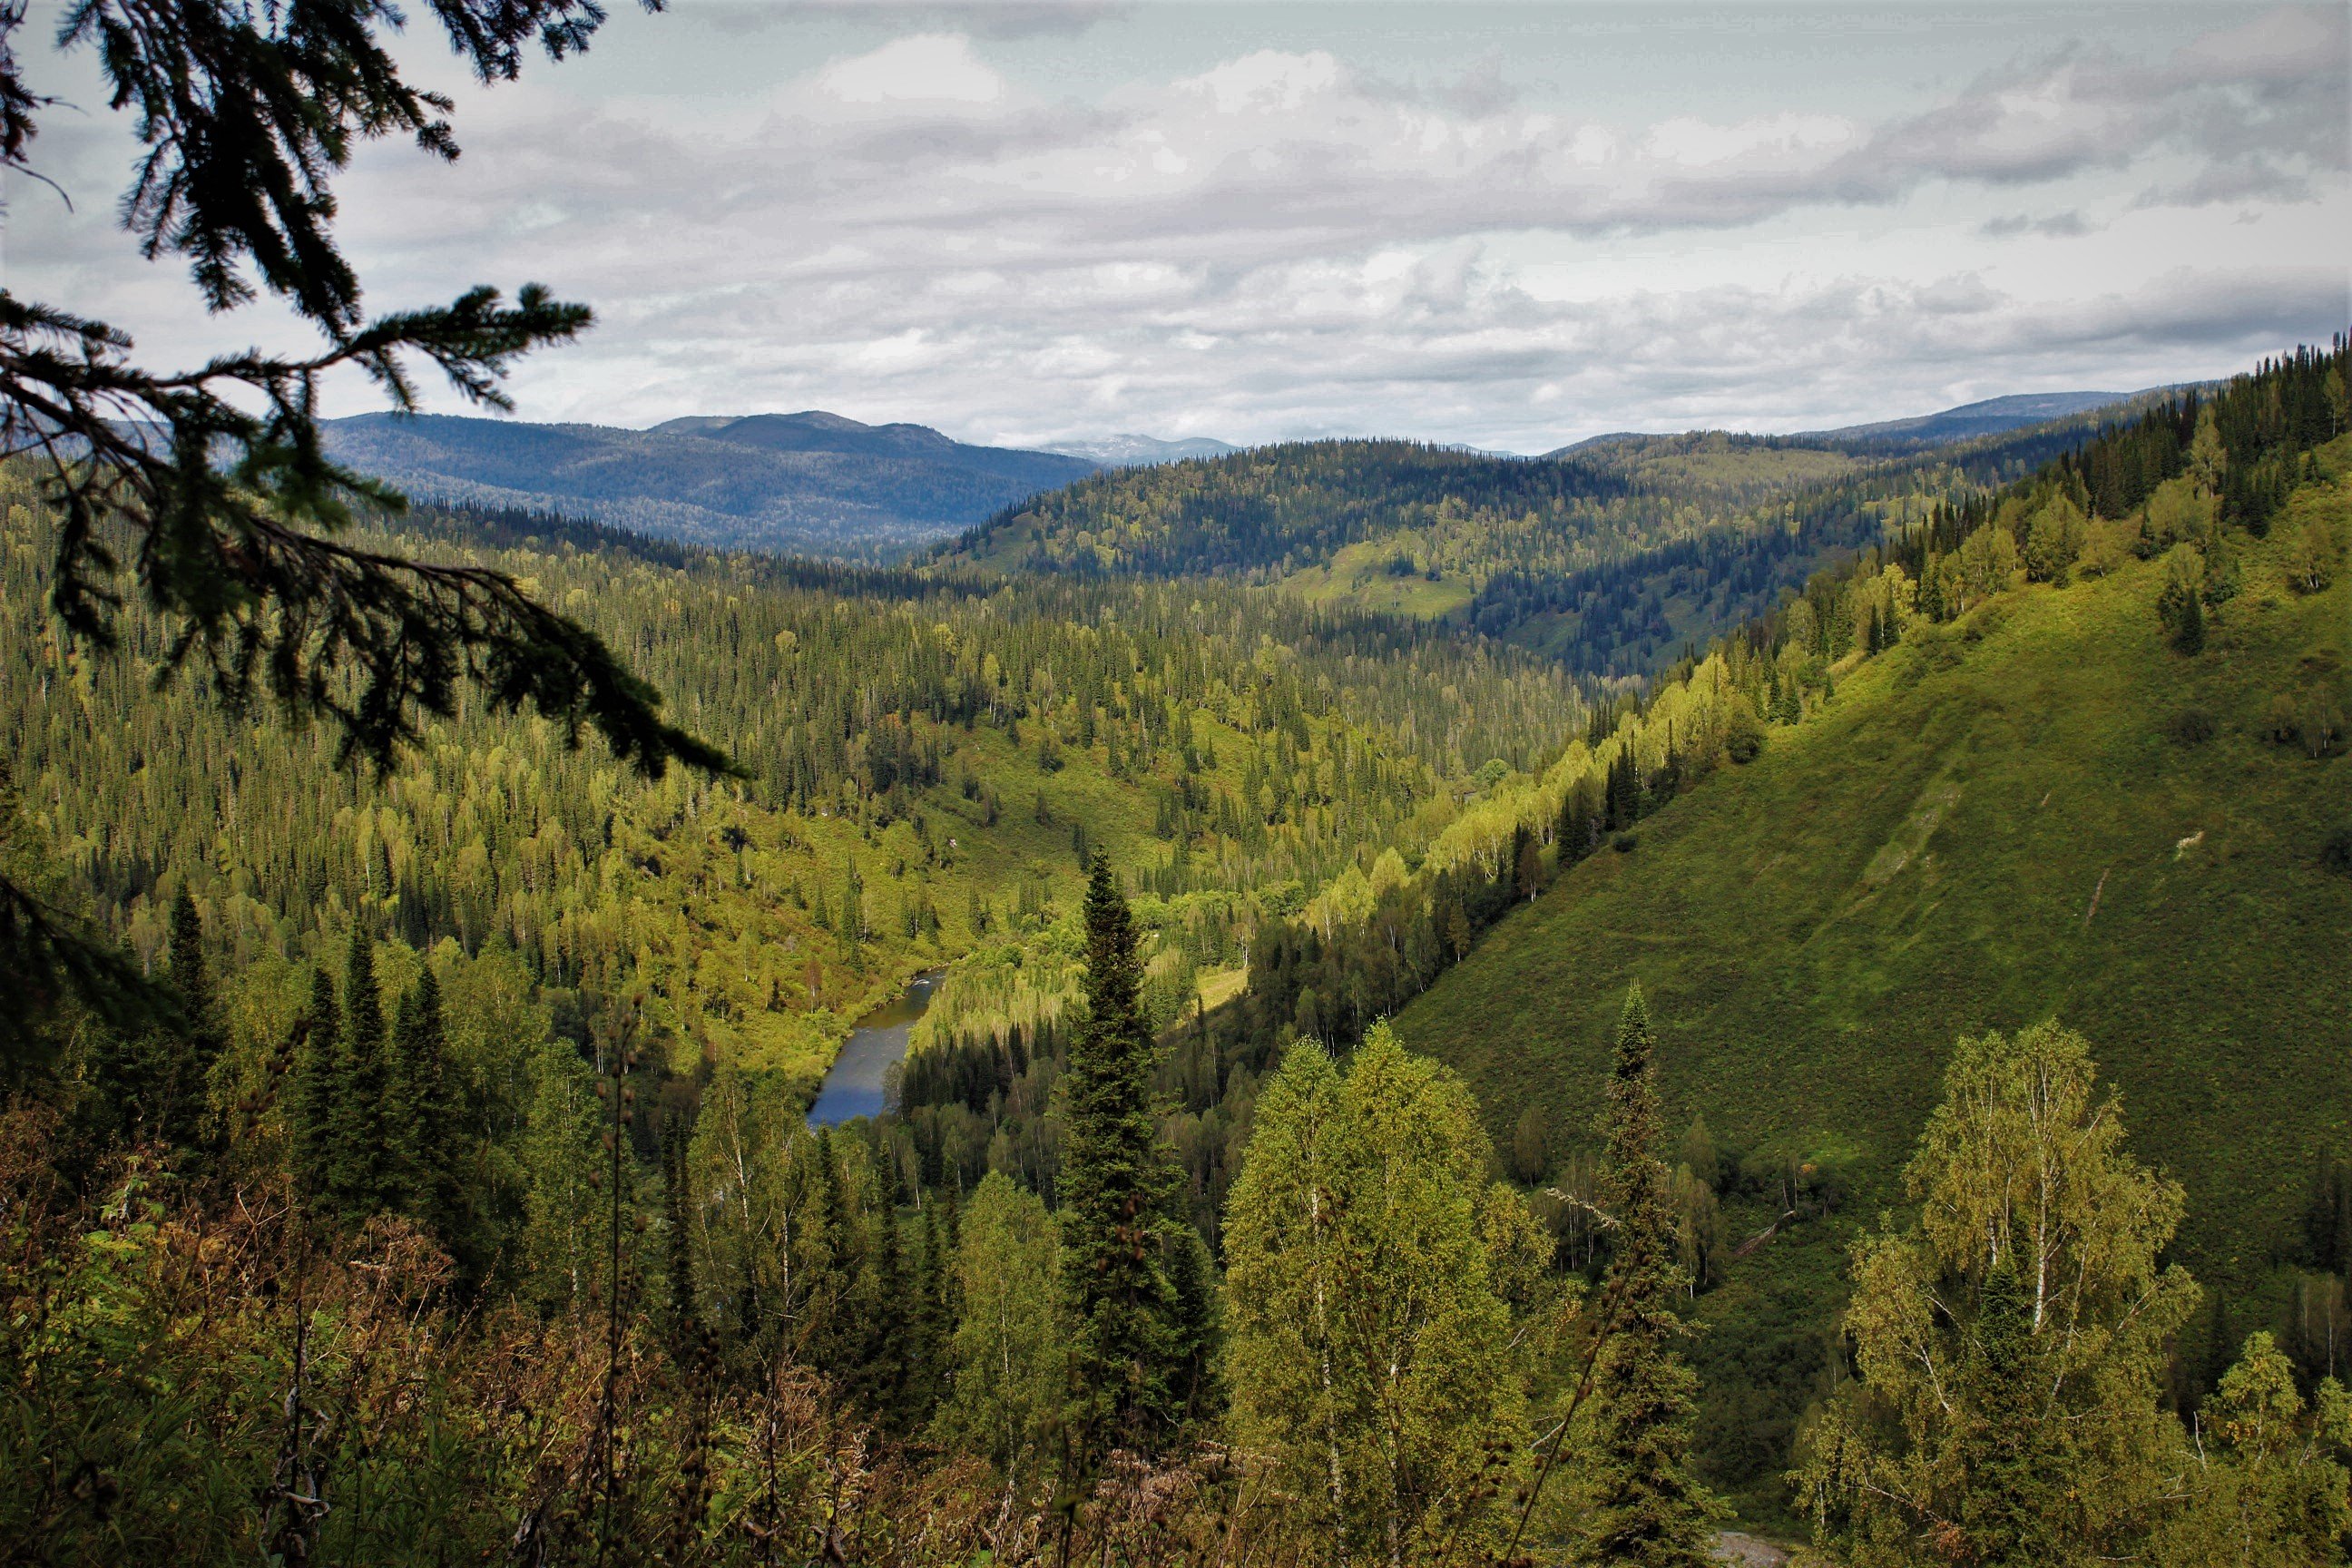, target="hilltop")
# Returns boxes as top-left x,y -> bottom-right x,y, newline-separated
946,414 -> 2140,679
